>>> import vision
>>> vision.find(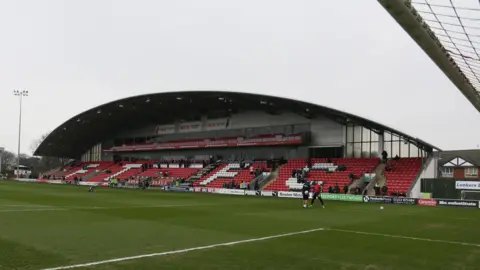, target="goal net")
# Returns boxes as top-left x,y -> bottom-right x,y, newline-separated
460,190 -> 480,200
378,0 -> 480,112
